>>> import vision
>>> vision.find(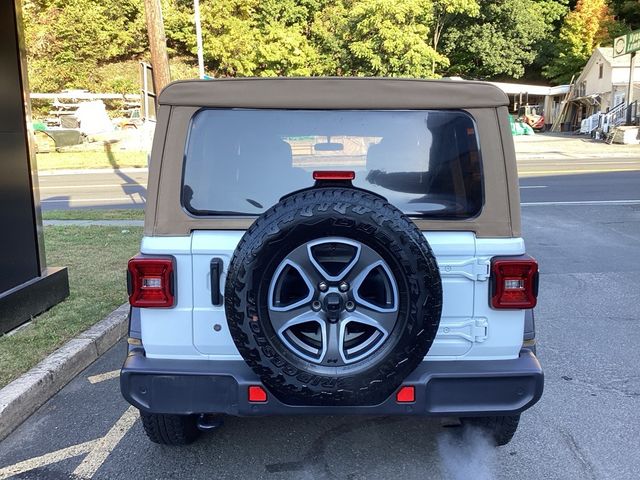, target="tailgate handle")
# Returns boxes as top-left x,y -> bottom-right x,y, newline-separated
210,258 -> 223,306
